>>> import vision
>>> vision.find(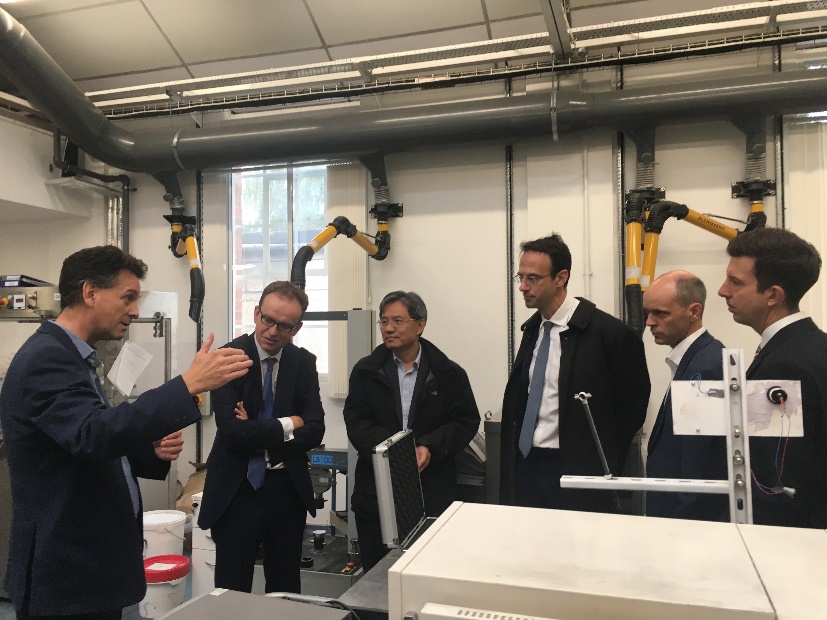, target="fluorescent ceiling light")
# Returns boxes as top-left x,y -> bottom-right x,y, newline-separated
370,46 -> 551,76
577,18 -> 767,48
